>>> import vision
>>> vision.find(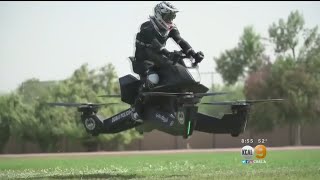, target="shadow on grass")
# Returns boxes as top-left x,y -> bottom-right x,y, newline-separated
27,173 -> 144,179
